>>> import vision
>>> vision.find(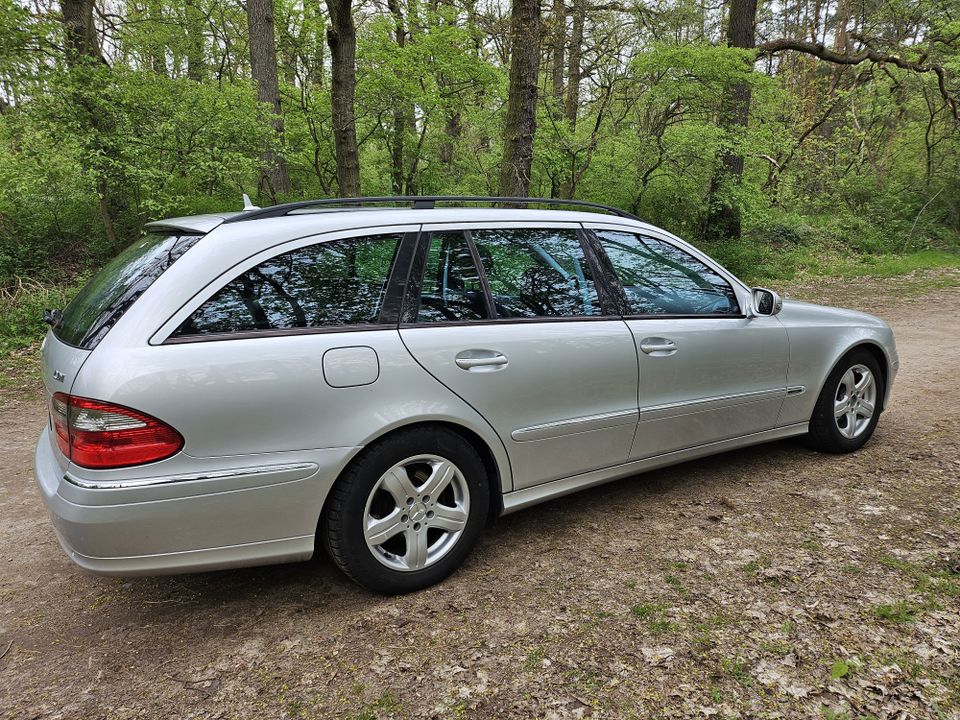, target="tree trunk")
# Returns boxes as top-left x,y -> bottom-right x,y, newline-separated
303,0 -> 325,88
184,0 -> 205,81
705,0 -> 757,241
499,0 -> 541,198
147,0 -> 167,75
247,0 -> 291,199
550,0 -> 565,104
61,0 -> 103,65
326,0 -> 361,197
387,0 -> 408,194
564,0 -> 583,130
